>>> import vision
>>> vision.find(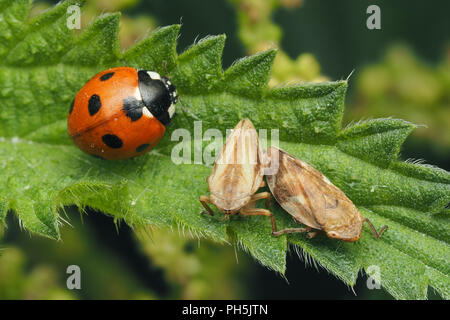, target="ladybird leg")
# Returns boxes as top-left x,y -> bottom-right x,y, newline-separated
363,218 -> 388,239
249,192 -> 271,208
259,180 -> 266,188
240,207 -> 277,234
272,226 -> 312,237
199,195 -> 215,216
